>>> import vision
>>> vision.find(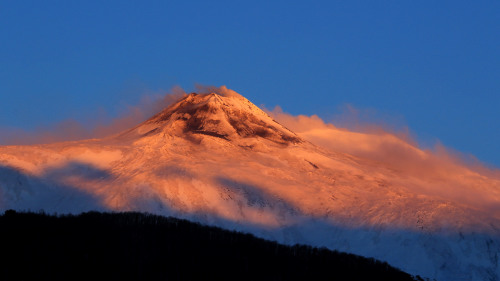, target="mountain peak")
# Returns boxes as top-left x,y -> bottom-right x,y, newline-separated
125,92 -> 302,145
